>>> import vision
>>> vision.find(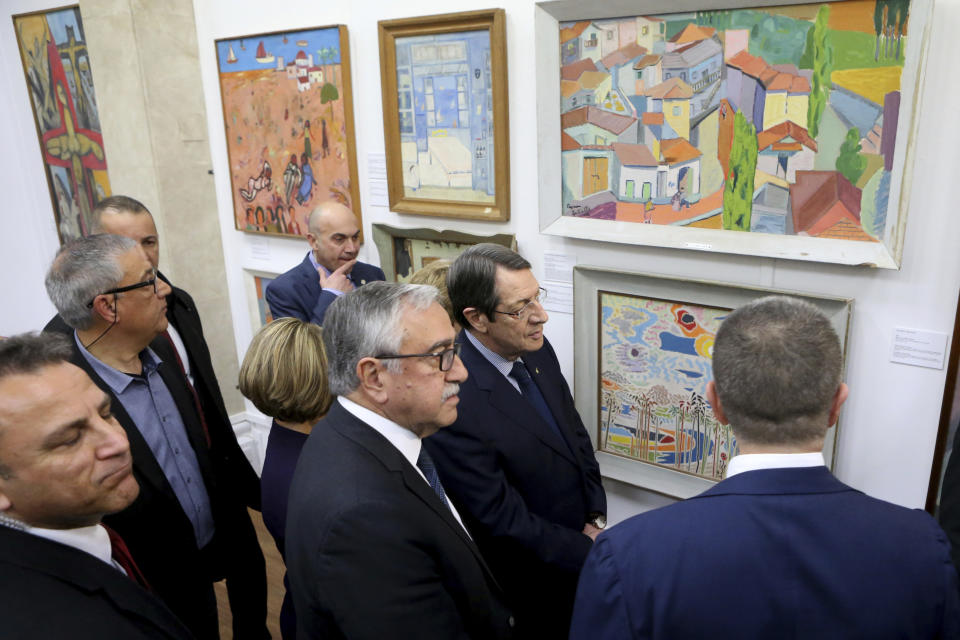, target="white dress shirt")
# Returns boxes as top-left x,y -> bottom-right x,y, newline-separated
726,452 -> 826,478
338,396 -> 470,535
